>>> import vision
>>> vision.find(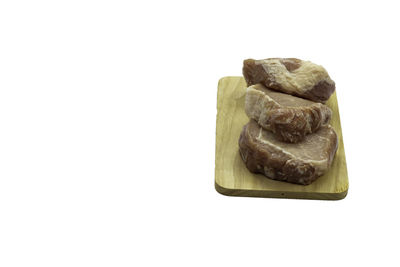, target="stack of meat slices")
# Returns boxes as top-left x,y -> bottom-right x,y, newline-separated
239,58 -> 338,185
